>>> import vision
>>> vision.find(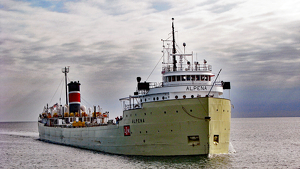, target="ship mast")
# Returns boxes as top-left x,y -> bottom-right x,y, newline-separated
62,67 -> 69,105
172,18 -> 177,71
